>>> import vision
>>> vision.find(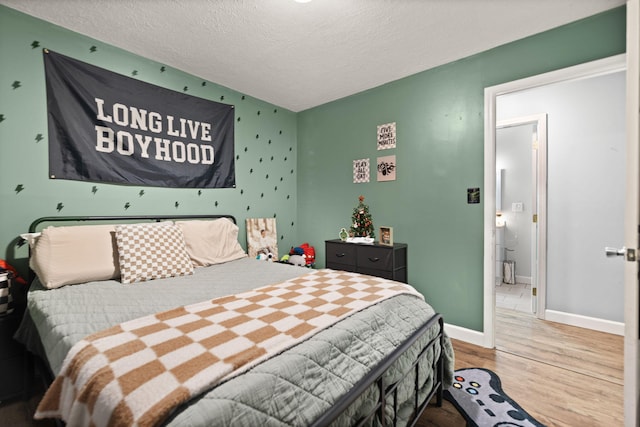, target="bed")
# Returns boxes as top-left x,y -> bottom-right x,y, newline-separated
15,214 -> 454,427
